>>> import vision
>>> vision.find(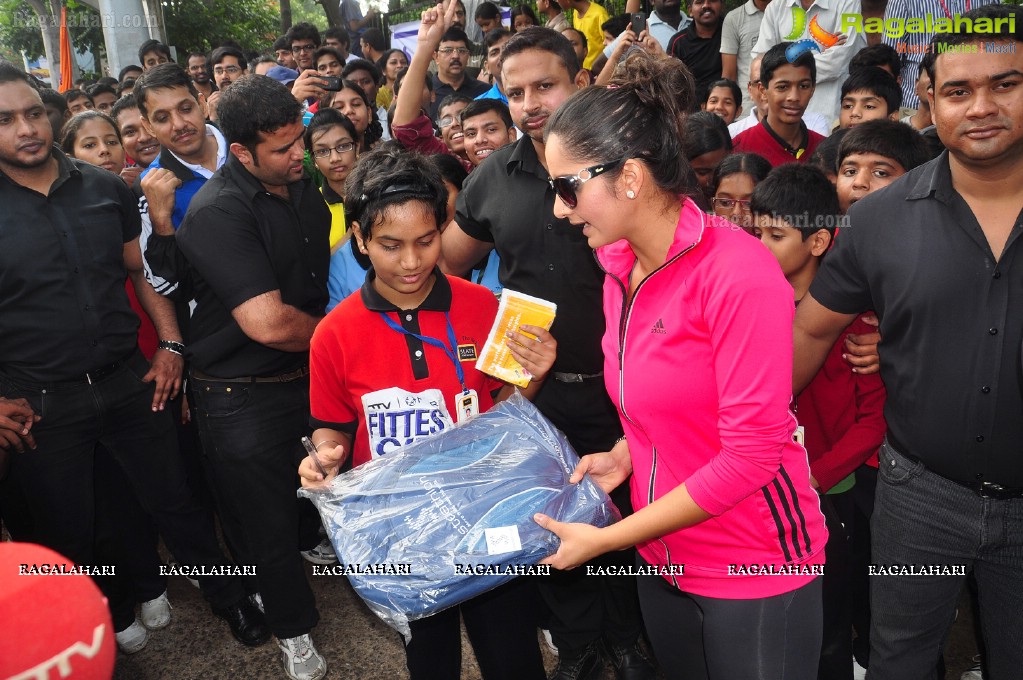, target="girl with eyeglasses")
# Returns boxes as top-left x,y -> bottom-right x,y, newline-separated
298,147 -> 554,680
537,50 -> 827,680
710,152 -> 773,233
326,80 -> 383,153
